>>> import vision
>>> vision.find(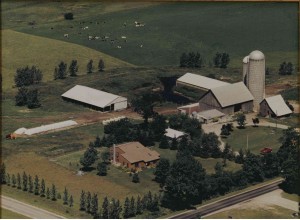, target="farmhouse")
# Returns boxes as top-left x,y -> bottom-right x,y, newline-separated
198,82 -> 254,115
260,95 -> 292,117
165,127 -> 186,139
110,142 -> 160,170
61,85 -> 127,112
176,73 -> 229,91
